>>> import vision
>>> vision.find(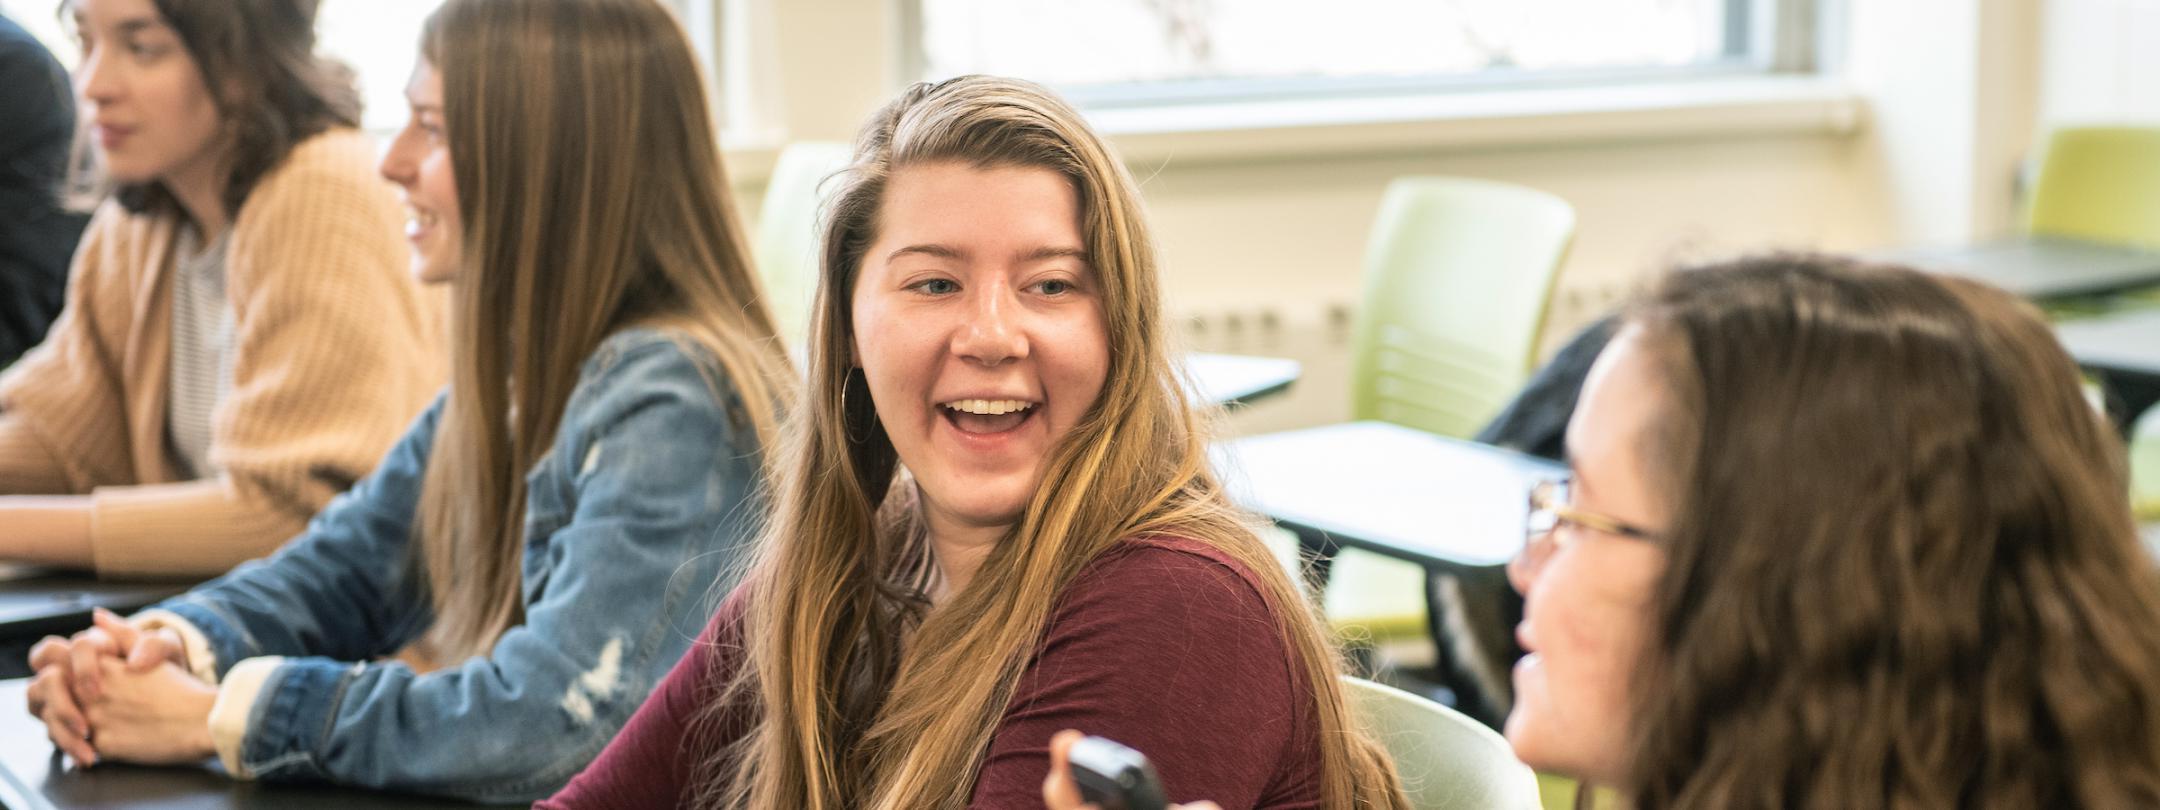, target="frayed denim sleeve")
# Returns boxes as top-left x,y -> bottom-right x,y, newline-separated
226,334 -> 761,804
151,394 -> 445,675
